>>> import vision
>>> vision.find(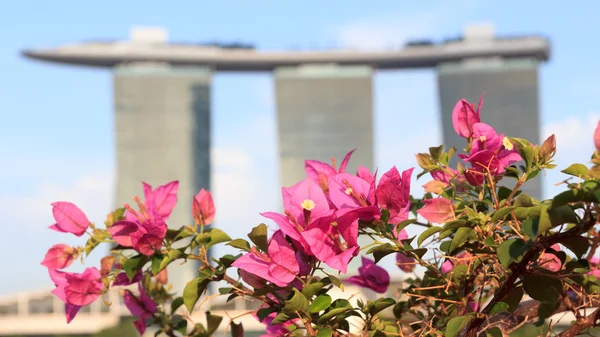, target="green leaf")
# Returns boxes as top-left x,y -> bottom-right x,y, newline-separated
124,255 -> 148,280
521,219 -> 540,240
205,312 -> 222,336
491,207 -> 516,222
449,227 -> 477,253
509,137 -> 534,170
205,228 -> 231,249
317,299 -> 352,324
231,321 -> 244,337
548,205 -> 580,226
183,271 -> 212,313
429,144 -> 444,161
551,189 -> 596,209
368,297 -> 396,316
173,316 -> 188,335
485,327 -> 502,337
489,302 -> 509,315
559,236 -> 590,259
151,249 -> 183,275
316,328 -> 332,337
497,238 -> 526,268
514,194 -> 534,207
523,274 -> 562,302
256,307 -> 278,322
451,264 -> 469,284
309,294 -> 332,313
302,281 -> 326,298
226,238 -> 251,252
439,240 -> 452,253
283,289 -> 310,315
501,287 -> 524,313
484,237 -> 498,248
445,314 -> 475,337
418,226 -> 442,247
174,225 -> 196,241
561,163 -> 589,177
537,301 -> 559,322
248,223 -> 268,252
325,273 -> 343,290
367,243 -> 399,263
171,297 -> 184,314
271,312 -> 290,325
